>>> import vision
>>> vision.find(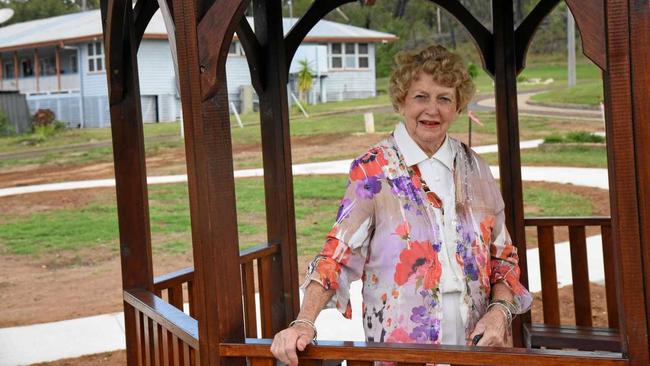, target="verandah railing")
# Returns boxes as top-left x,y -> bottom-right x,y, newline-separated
123,217 -> 625,365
